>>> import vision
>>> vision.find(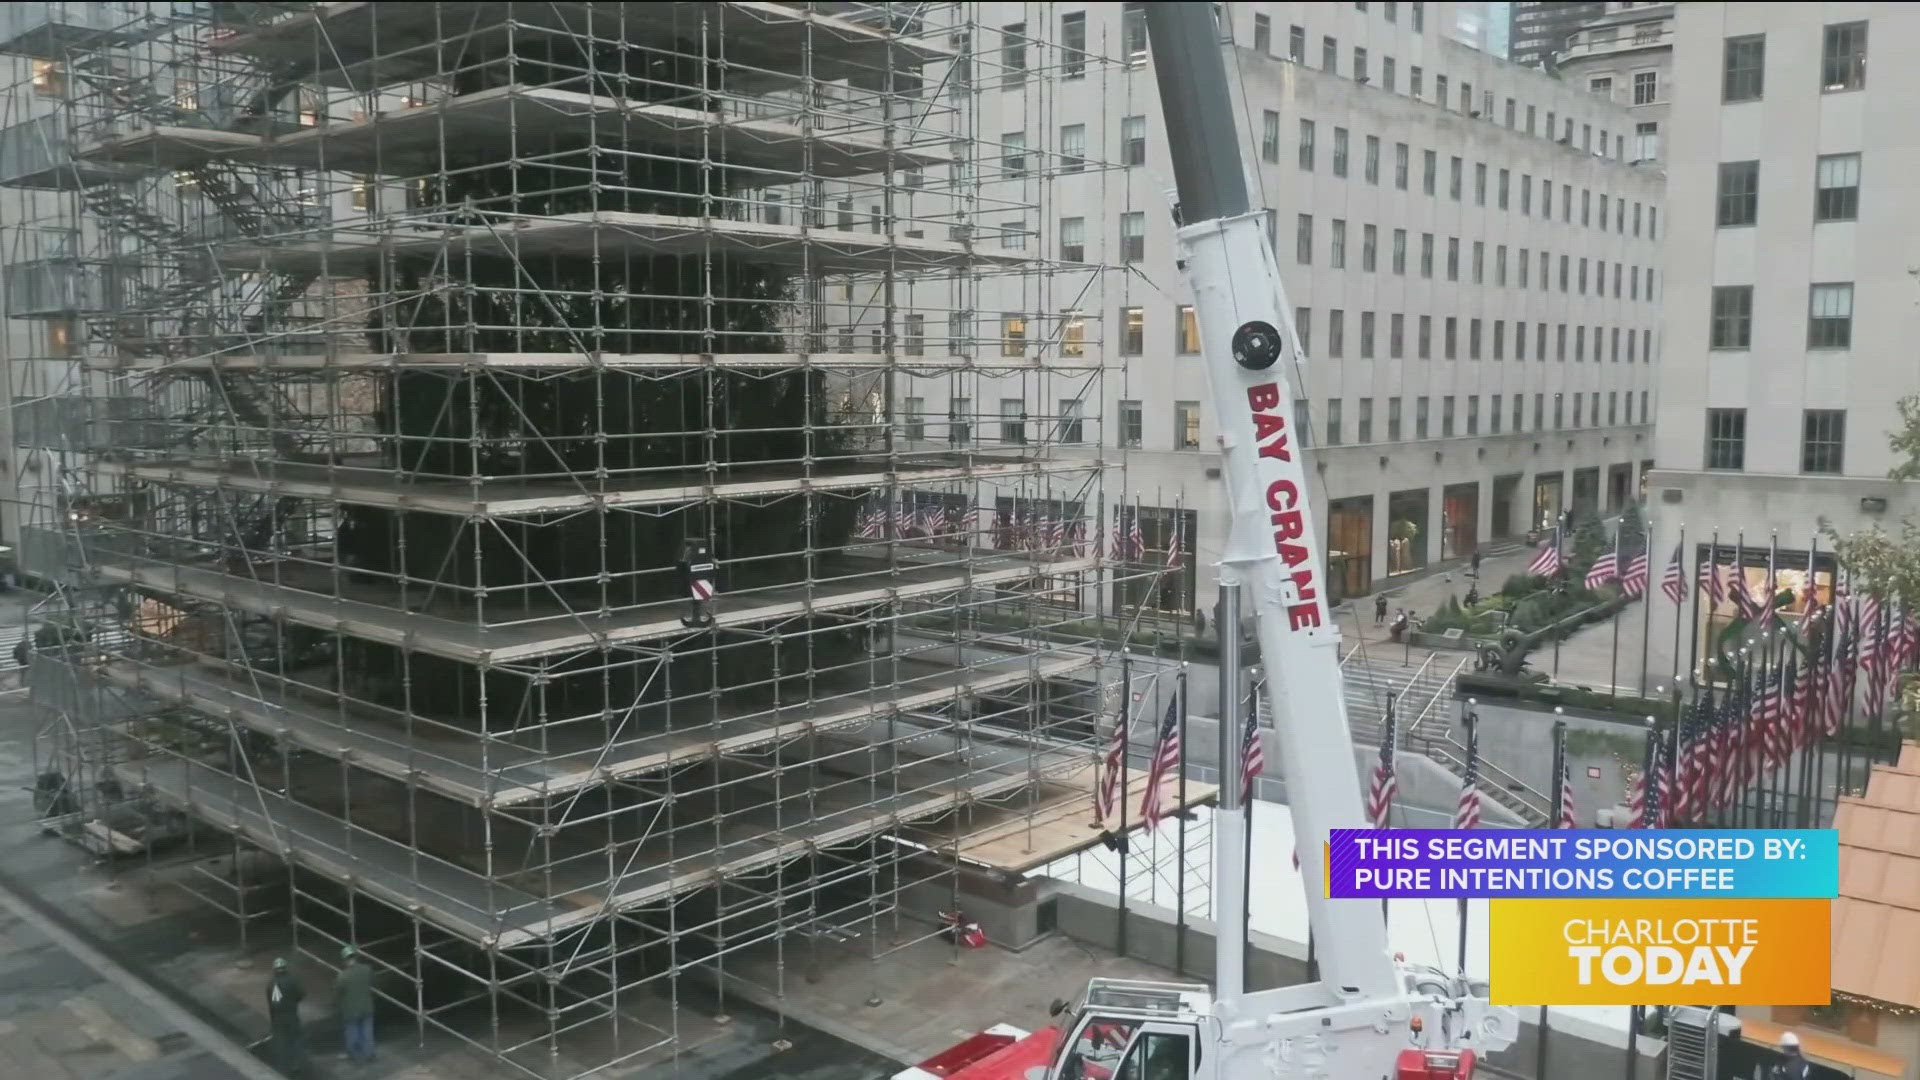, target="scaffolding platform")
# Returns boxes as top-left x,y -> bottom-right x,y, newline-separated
96,454 -> 1095,514
209,2 -> 955,90
93,552 -> 1099,663
99,648 -> 1094,806
212,211 -> 1030,275
81,86 -> 950,178
82,350 -> 1107,373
